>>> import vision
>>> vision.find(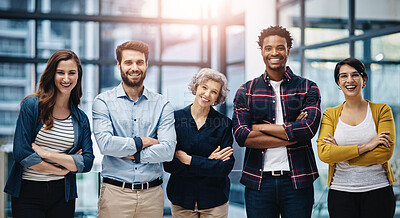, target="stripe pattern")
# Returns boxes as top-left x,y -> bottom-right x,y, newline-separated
22,116 -> 75,181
